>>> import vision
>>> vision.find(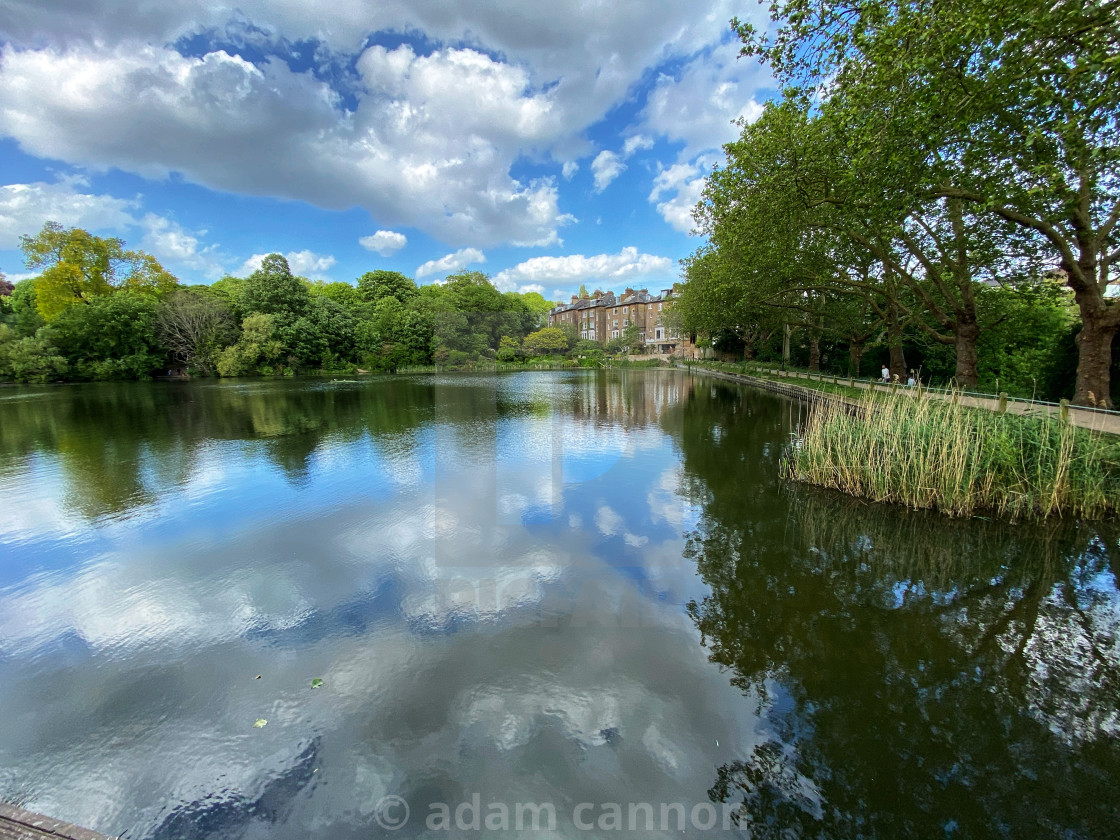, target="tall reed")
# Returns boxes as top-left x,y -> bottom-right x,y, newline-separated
782,388 -> 1120,520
